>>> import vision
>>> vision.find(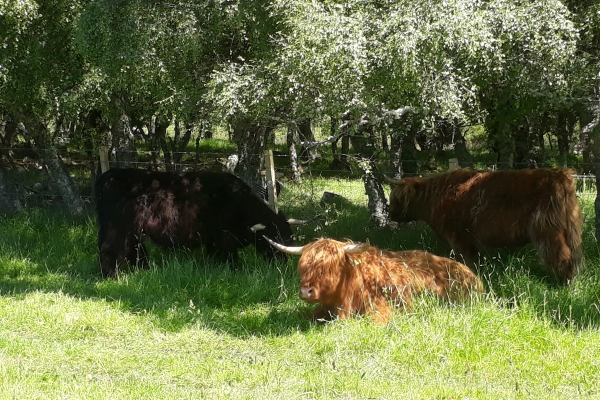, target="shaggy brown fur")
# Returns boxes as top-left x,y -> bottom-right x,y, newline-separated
387,168 -> 583,284
296,238 -> 483,324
